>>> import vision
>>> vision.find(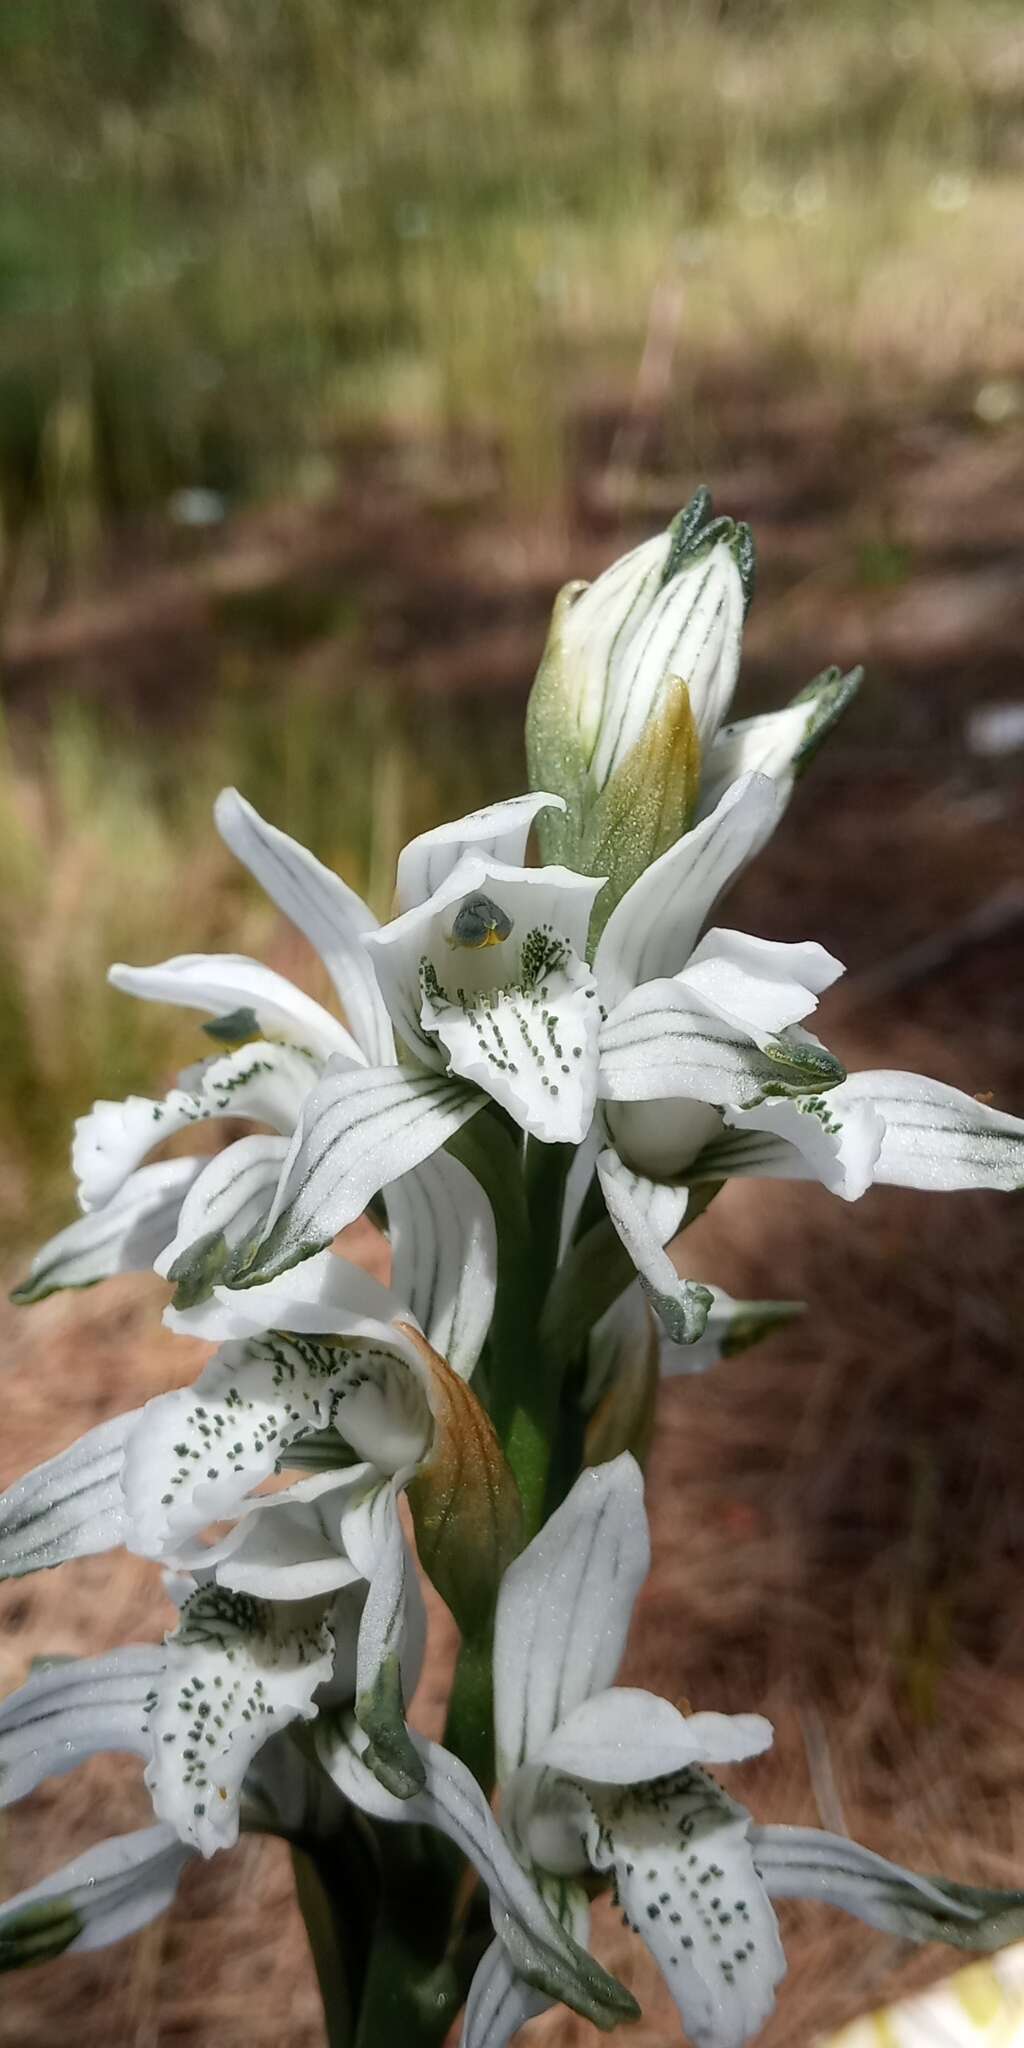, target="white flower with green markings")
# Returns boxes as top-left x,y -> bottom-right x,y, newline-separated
325,1456 -> 1024,2048
589,769 -> 1024,1343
